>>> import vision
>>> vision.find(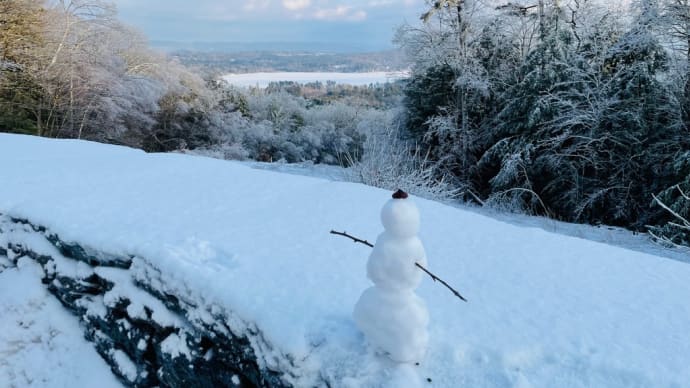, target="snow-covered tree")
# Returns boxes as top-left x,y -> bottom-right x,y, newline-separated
397,0 -> 493,198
